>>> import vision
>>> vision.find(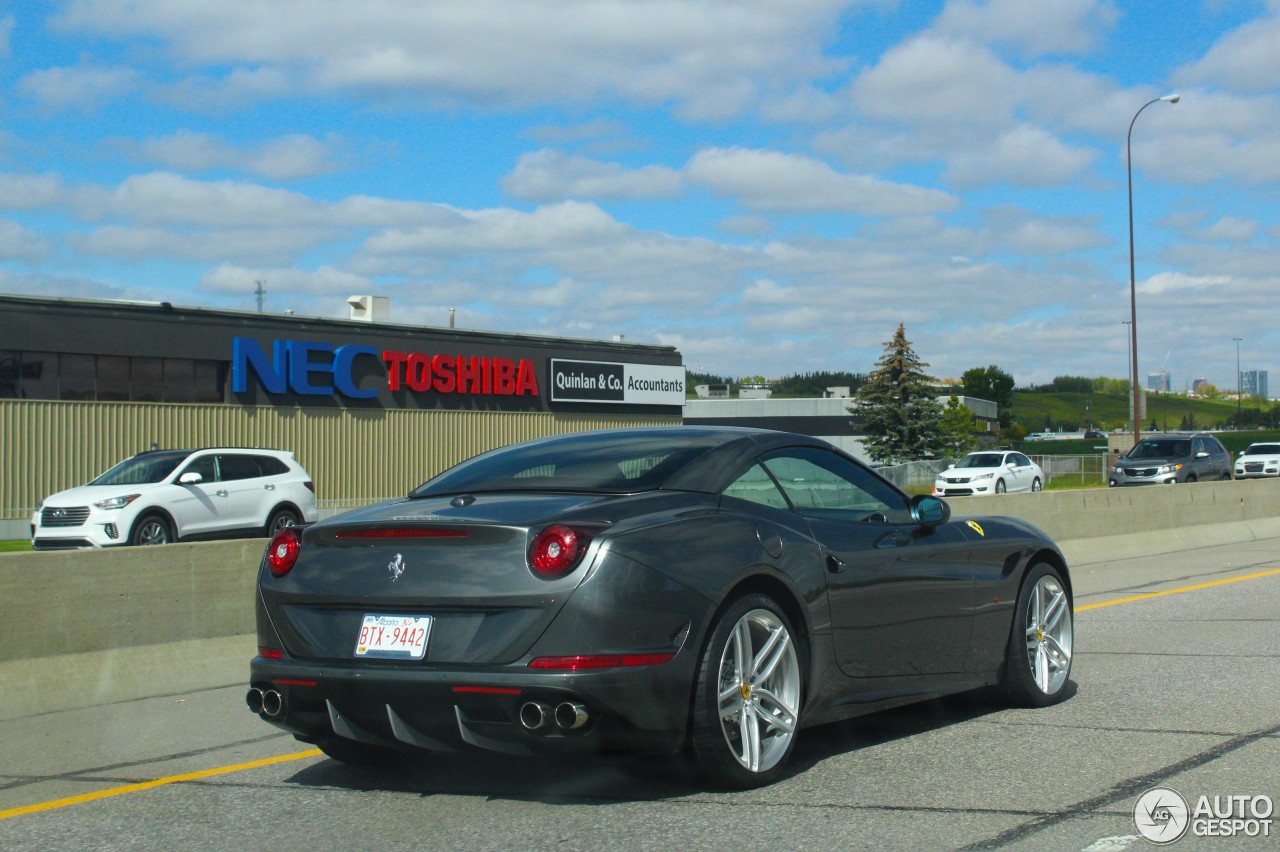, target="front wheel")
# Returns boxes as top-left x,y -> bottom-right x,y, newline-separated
1002,563 -> 1073,707
690,594 -> 803,788
130,514 -> 173,546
